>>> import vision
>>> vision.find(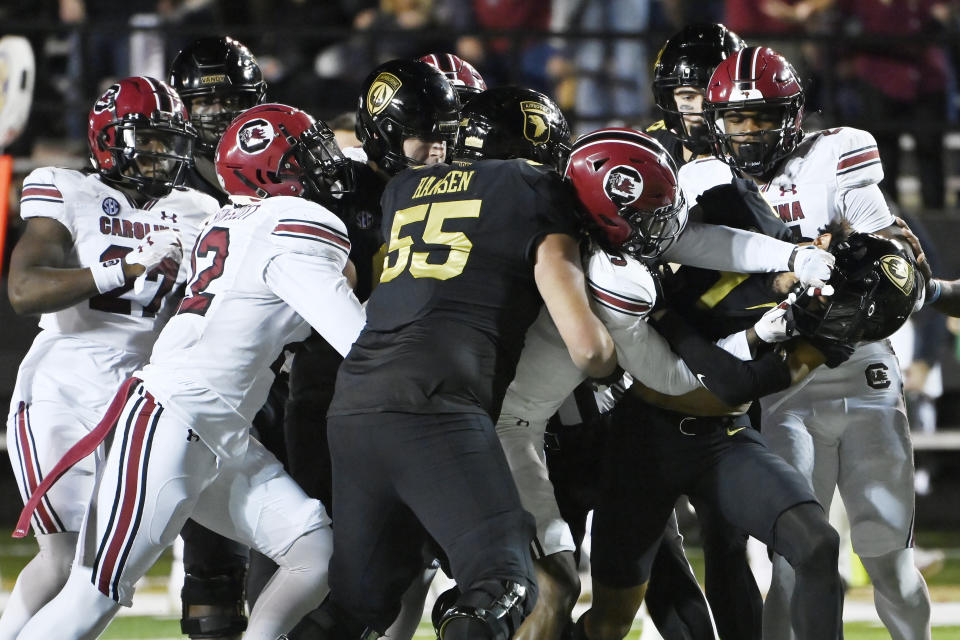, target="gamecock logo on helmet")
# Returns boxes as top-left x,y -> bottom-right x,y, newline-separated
603,165 -> 645,206
237,118 -> 274,154
367,72 -> 402,117
879,254 -> 915,296
94,84 -> 121,114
